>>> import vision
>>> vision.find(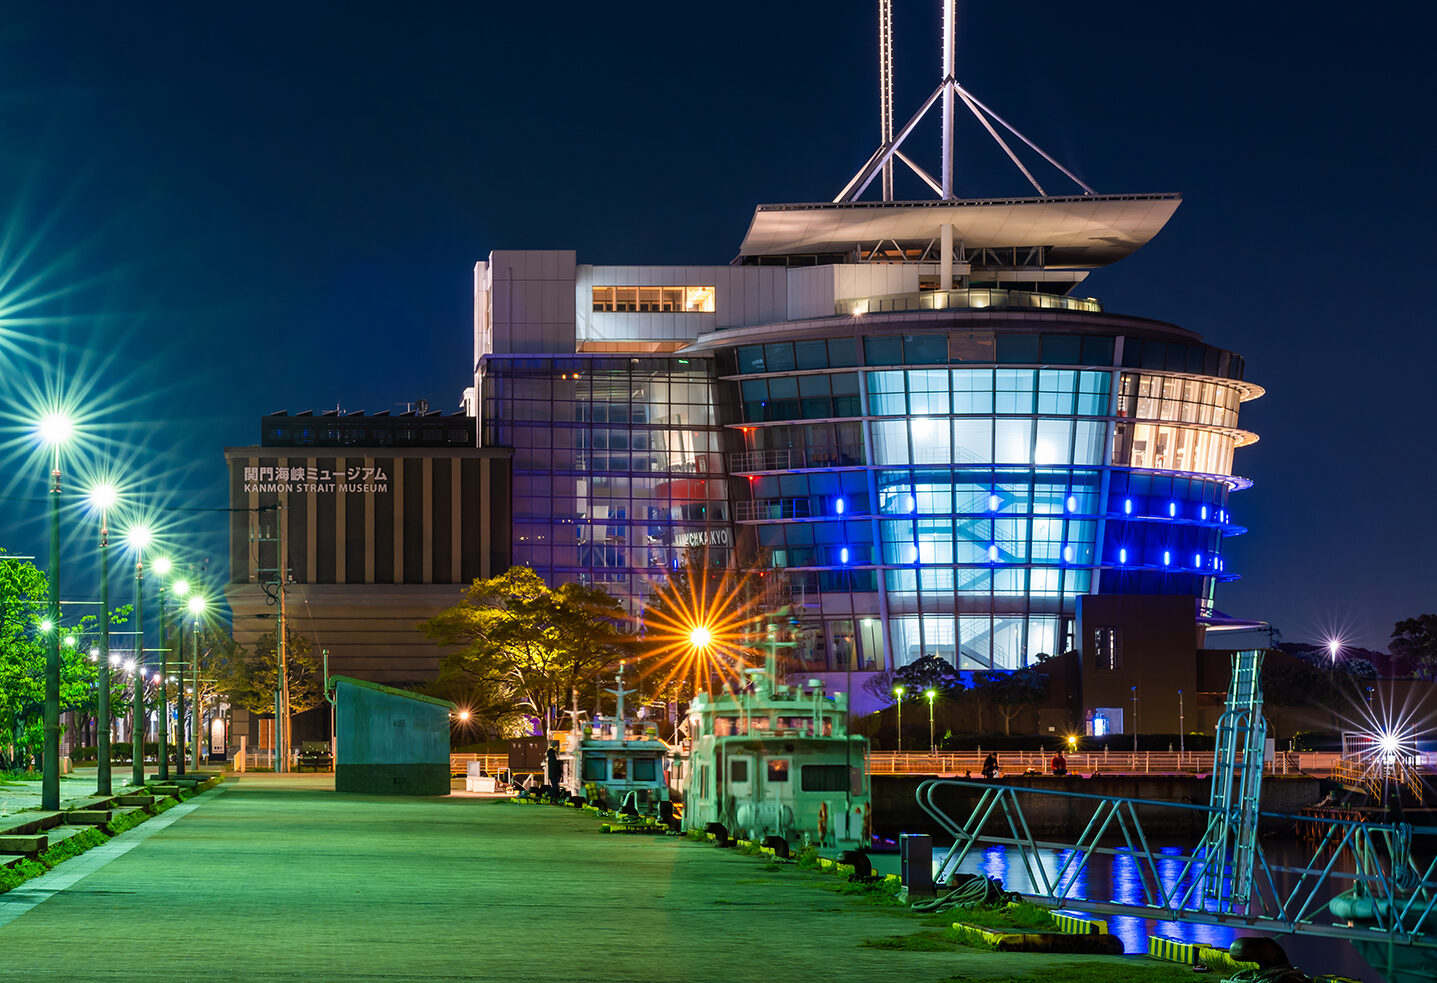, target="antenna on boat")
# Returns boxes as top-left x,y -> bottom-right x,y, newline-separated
605,661 -> 634,730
